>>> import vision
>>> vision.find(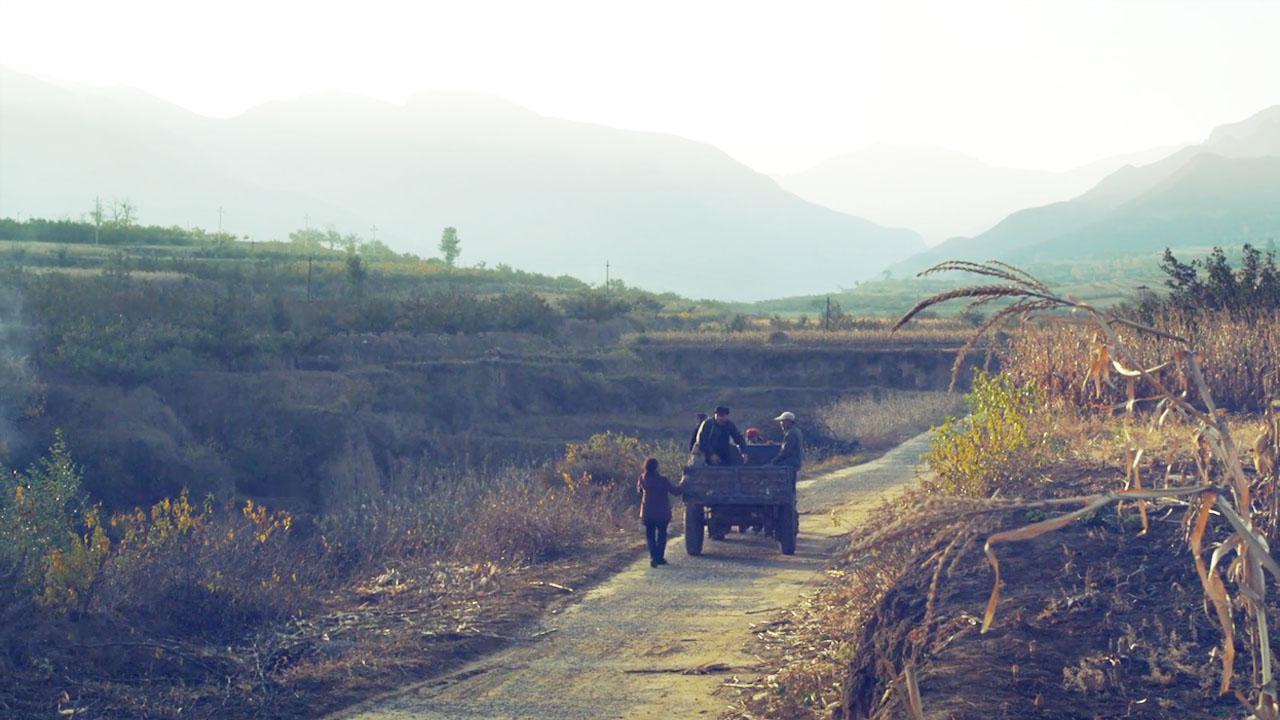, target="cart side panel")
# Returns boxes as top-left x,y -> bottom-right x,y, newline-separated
680,466 -> 795,505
